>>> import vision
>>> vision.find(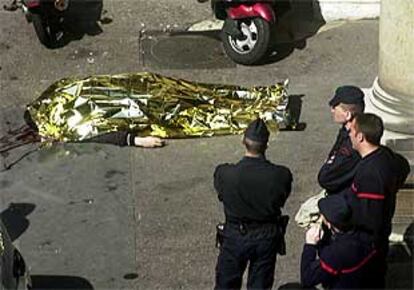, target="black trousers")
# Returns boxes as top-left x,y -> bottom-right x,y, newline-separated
215,224 -> 279,290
